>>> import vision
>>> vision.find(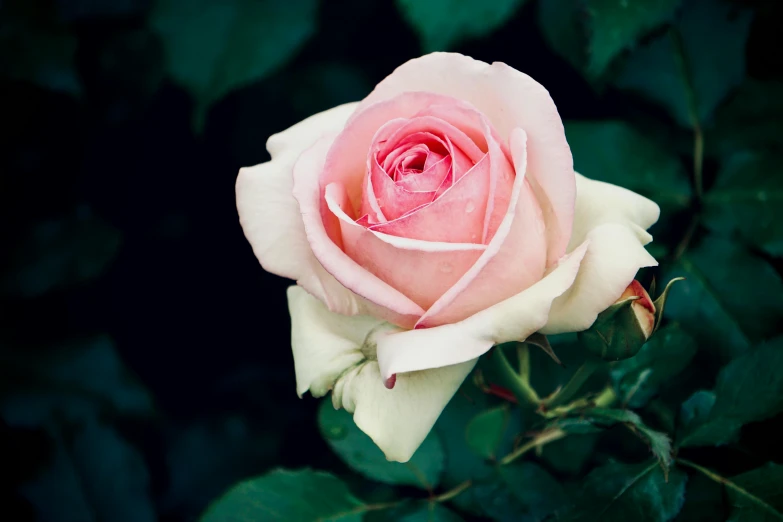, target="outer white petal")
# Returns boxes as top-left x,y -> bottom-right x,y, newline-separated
237,103 -> 366,315
375,241 -> 589,379
540,173 -> 661,334
542,223 -> 657,334
567,173 -> 660,251
288,286 -> 475,462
